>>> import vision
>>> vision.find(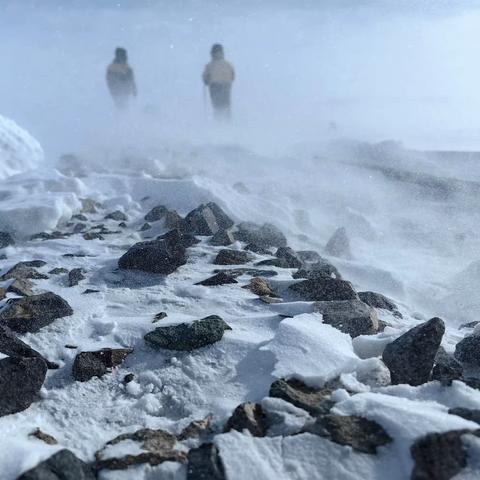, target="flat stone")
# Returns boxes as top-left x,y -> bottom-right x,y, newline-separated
1,263 -> 48,281
213,268 -> 278,278
145,315 -> 231,351
196,272 -> 238,286
289,278 -> 358,301
29,428 -> 58,445
305,414 -> 392,454
313,299 -> 379,337
72,348 -> 133,382
0,292 -> 74,333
